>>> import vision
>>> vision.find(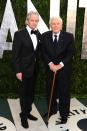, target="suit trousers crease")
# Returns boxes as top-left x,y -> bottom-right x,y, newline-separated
46,68 -> 70,119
